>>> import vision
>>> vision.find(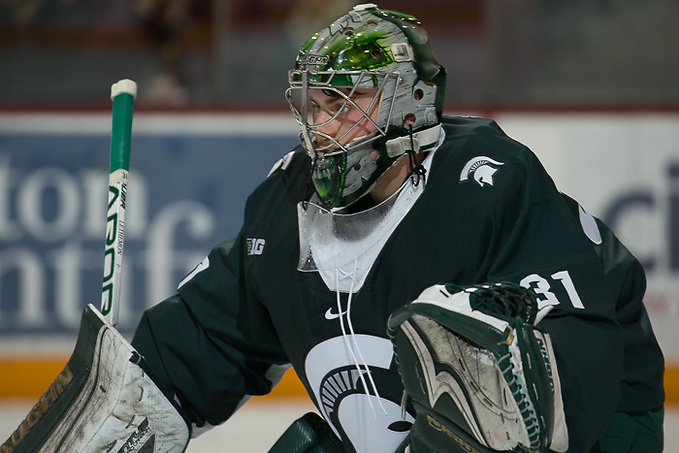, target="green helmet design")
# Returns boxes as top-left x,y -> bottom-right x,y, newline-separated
286,3 -> 446,210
